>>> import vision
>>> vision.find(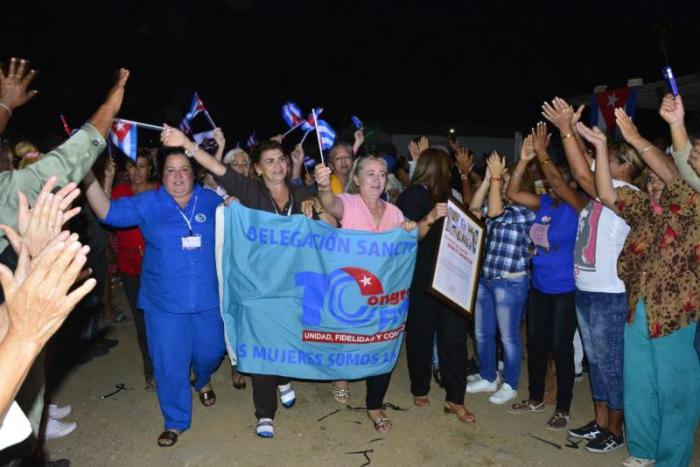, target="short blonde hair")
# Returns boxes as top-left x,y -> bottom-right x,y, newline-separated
345,155 -> 388,194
